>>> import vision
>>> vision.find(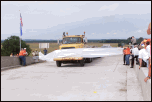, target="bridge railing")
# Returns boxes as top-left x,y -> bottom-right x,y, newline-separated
1,56 -> 35,70
134,61 -> 151,101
